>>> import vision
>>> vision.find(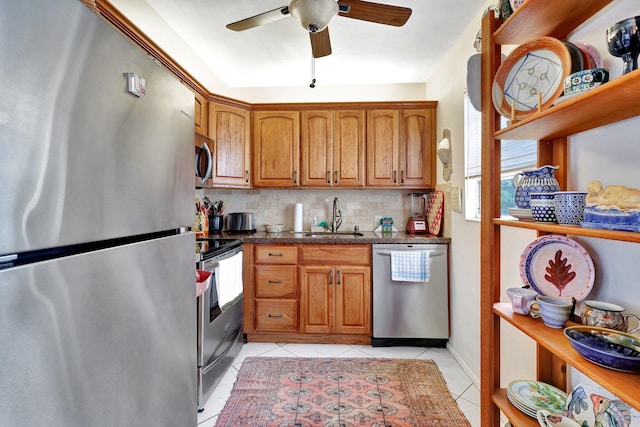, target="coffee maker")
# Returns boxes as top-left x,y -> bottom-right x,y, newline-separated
406,193 -> 427,234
